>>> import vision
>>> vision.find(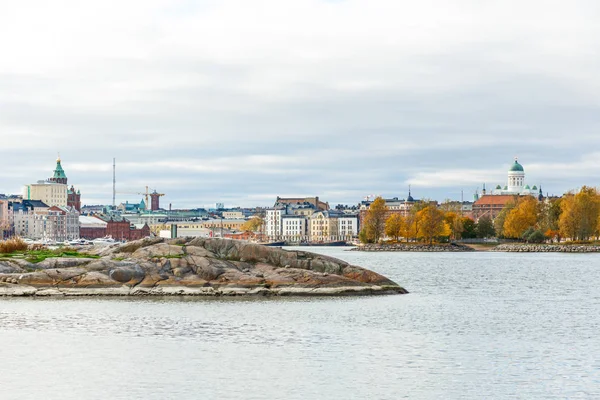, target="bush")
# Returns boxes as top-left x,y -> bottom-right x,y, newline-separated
527,230 -> 546,243
358,229 -> 373,244
521,227 -> 536,241
521,228 -> 545,243
0,237 -> 28,253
